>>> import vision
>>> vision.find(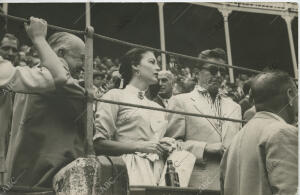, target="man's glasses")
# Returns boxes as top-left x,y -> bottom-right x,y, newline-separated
201,66 -> 227,76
